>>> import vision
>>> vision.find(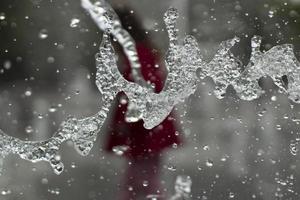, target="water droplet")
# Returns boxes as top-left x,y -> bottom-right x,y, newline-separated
203,145 -> 210,151
0,13 -> 5,21
205,159 -> 213,167
25,90 -> 32,97
221,157 -> 227,162
146,194 -> 163,200
276,124 -> 282,131
142,180 -> 149,187
229,192 -> 235,198
47,56 -> 55,63
70,162 -> 76,168
25,126 -> 34,134
41,178 -> 49,184
167,164 -> 177,171
1,189 -> 11,196
128,186 -> 133,191
268,10 -> 274,18
290,143 -> 298,156
48,188 -> 60,195
271,96 -> 277,101
70,18 -> 80,28
48,106 -> 57,113
120,98 -> 127,105
38,29 -> 48,39
112,145 -> 129,156
3,60 -> 11,70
